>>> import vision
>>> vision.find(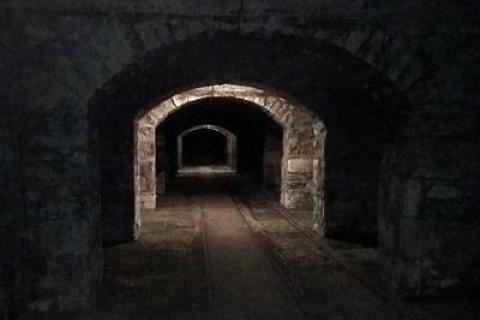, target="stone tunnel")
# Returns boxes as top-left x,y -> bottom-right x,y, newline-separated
0,1 -> 479,319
